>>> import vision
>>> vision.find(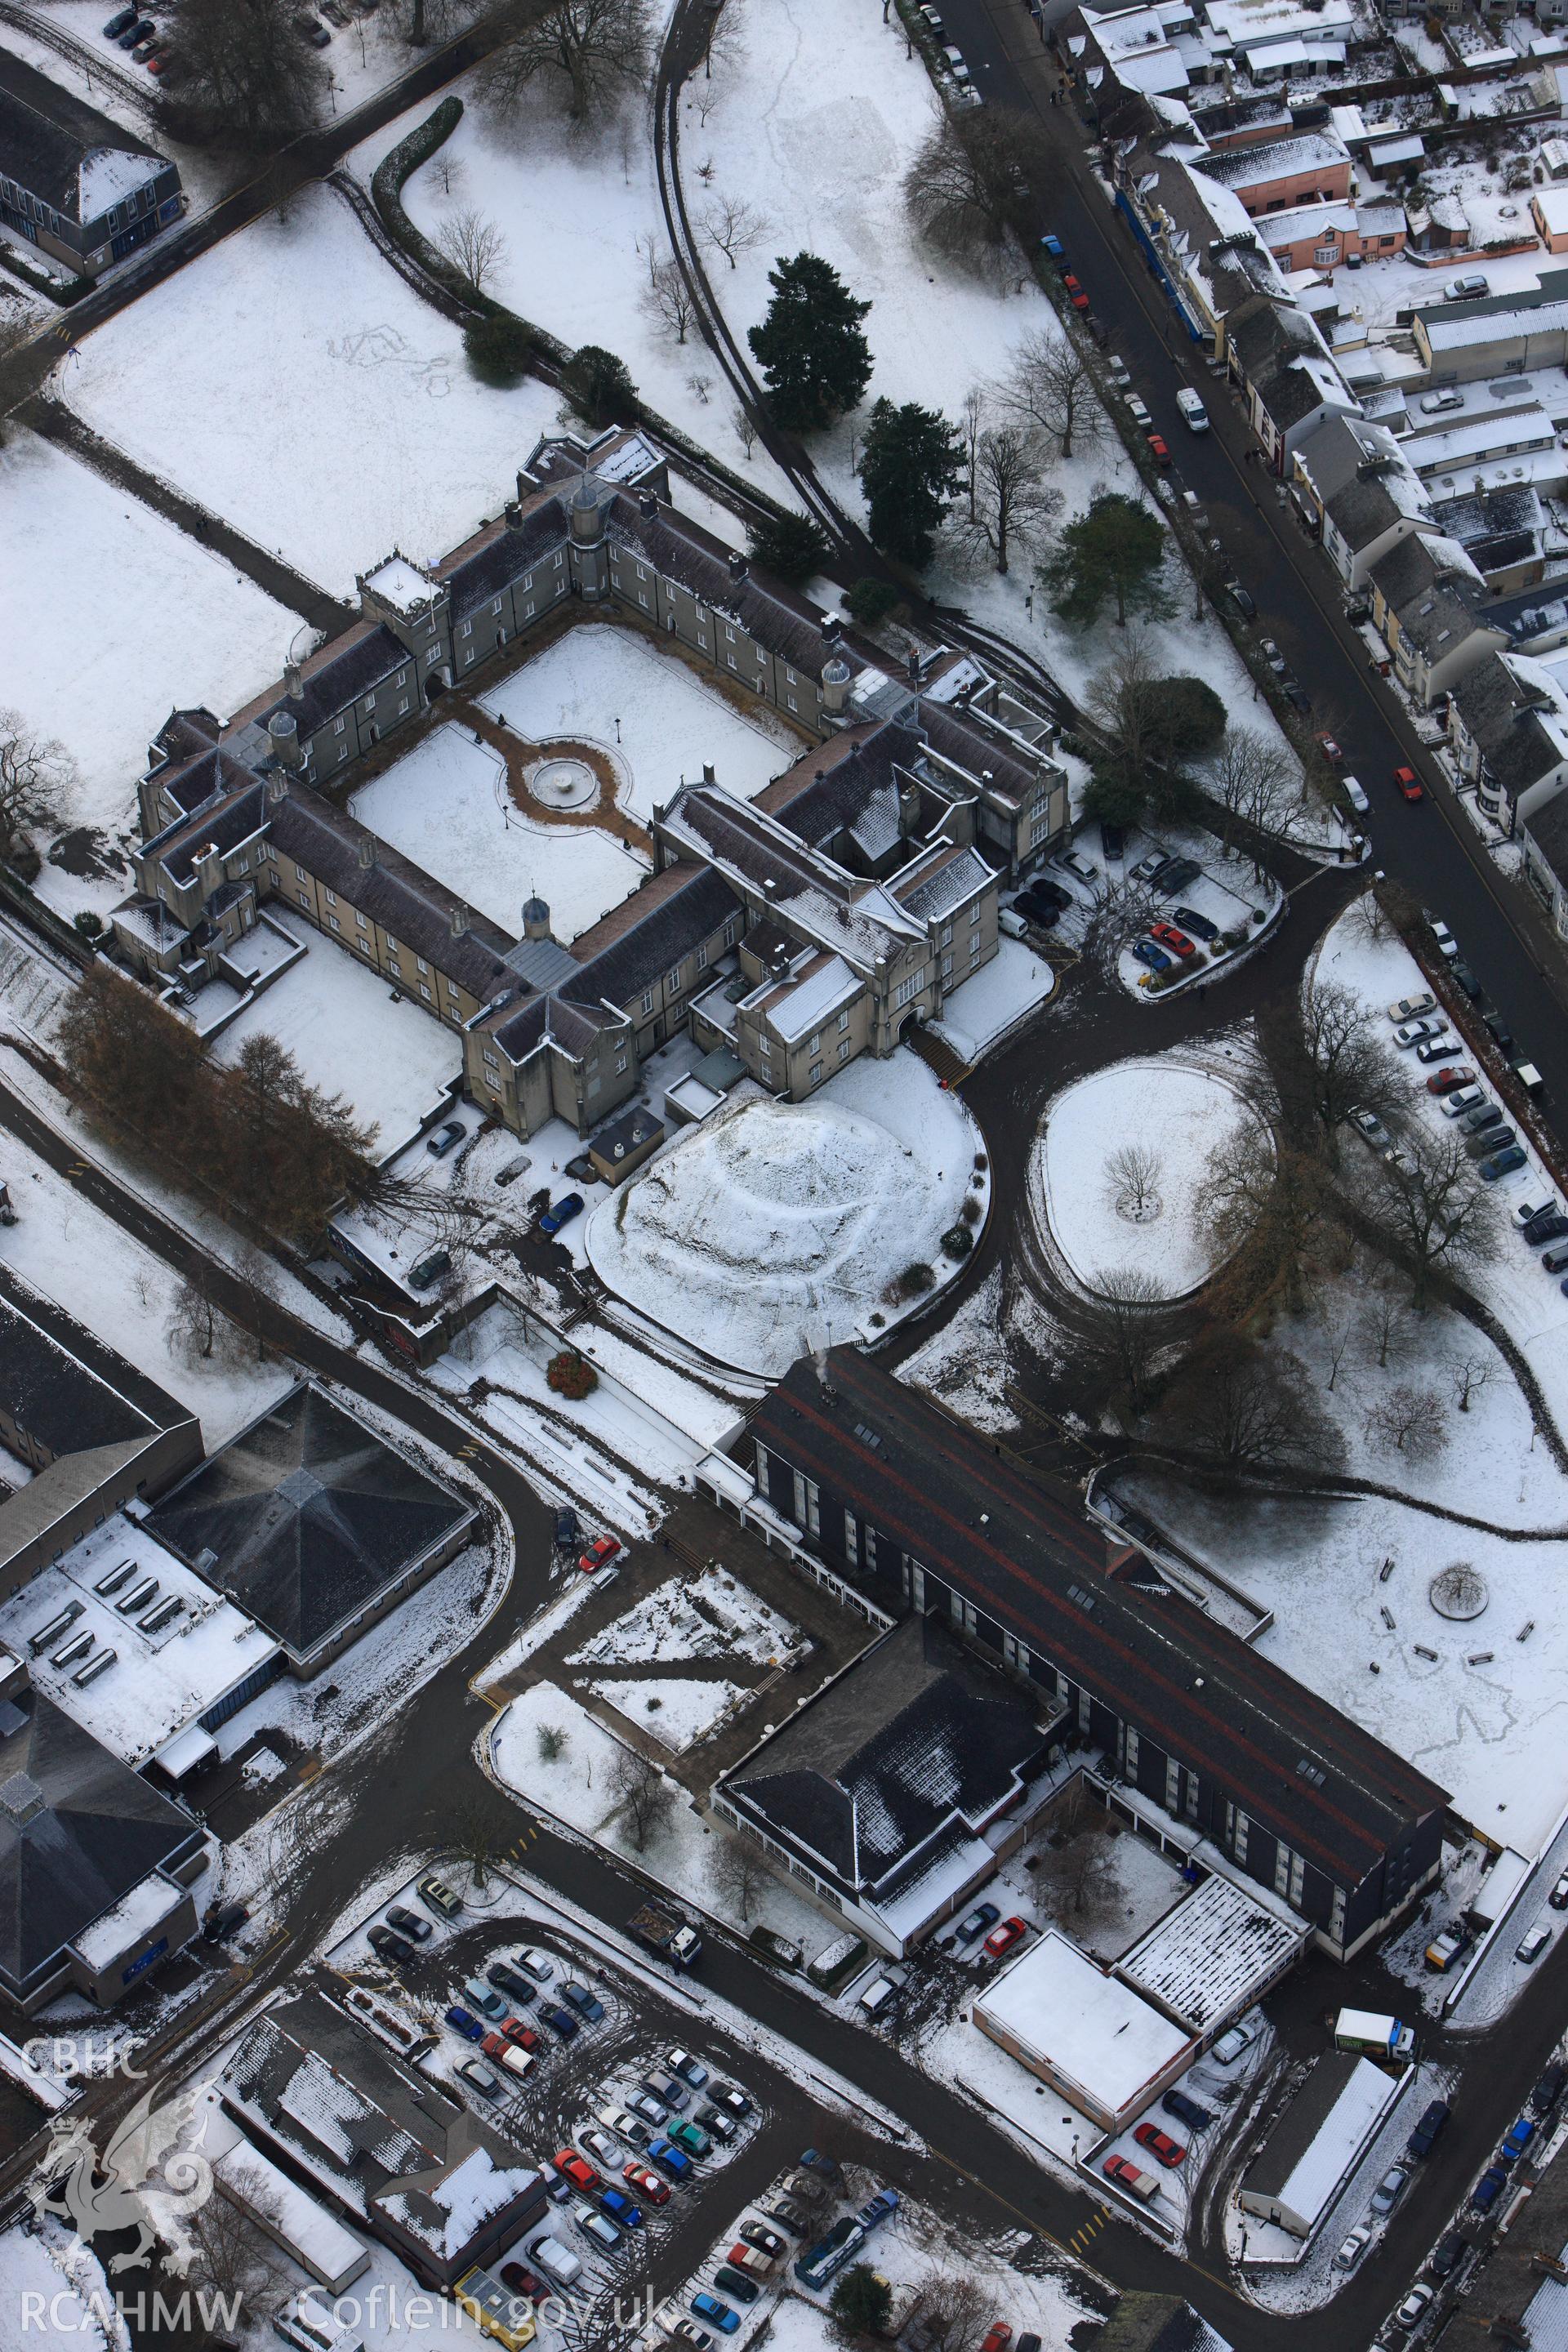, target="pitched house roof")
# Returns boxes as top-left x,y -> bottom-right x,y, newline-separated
752,1350 -> 1448,1889
0,50 -> 169,226
0,1265 -> 193,1466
